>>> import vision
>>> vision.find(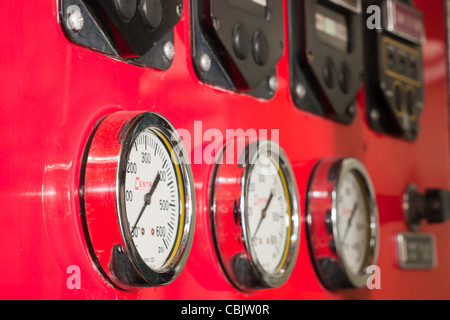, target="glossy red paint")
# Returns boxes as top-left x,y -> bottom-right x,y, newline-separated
0,0 -> 449,299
